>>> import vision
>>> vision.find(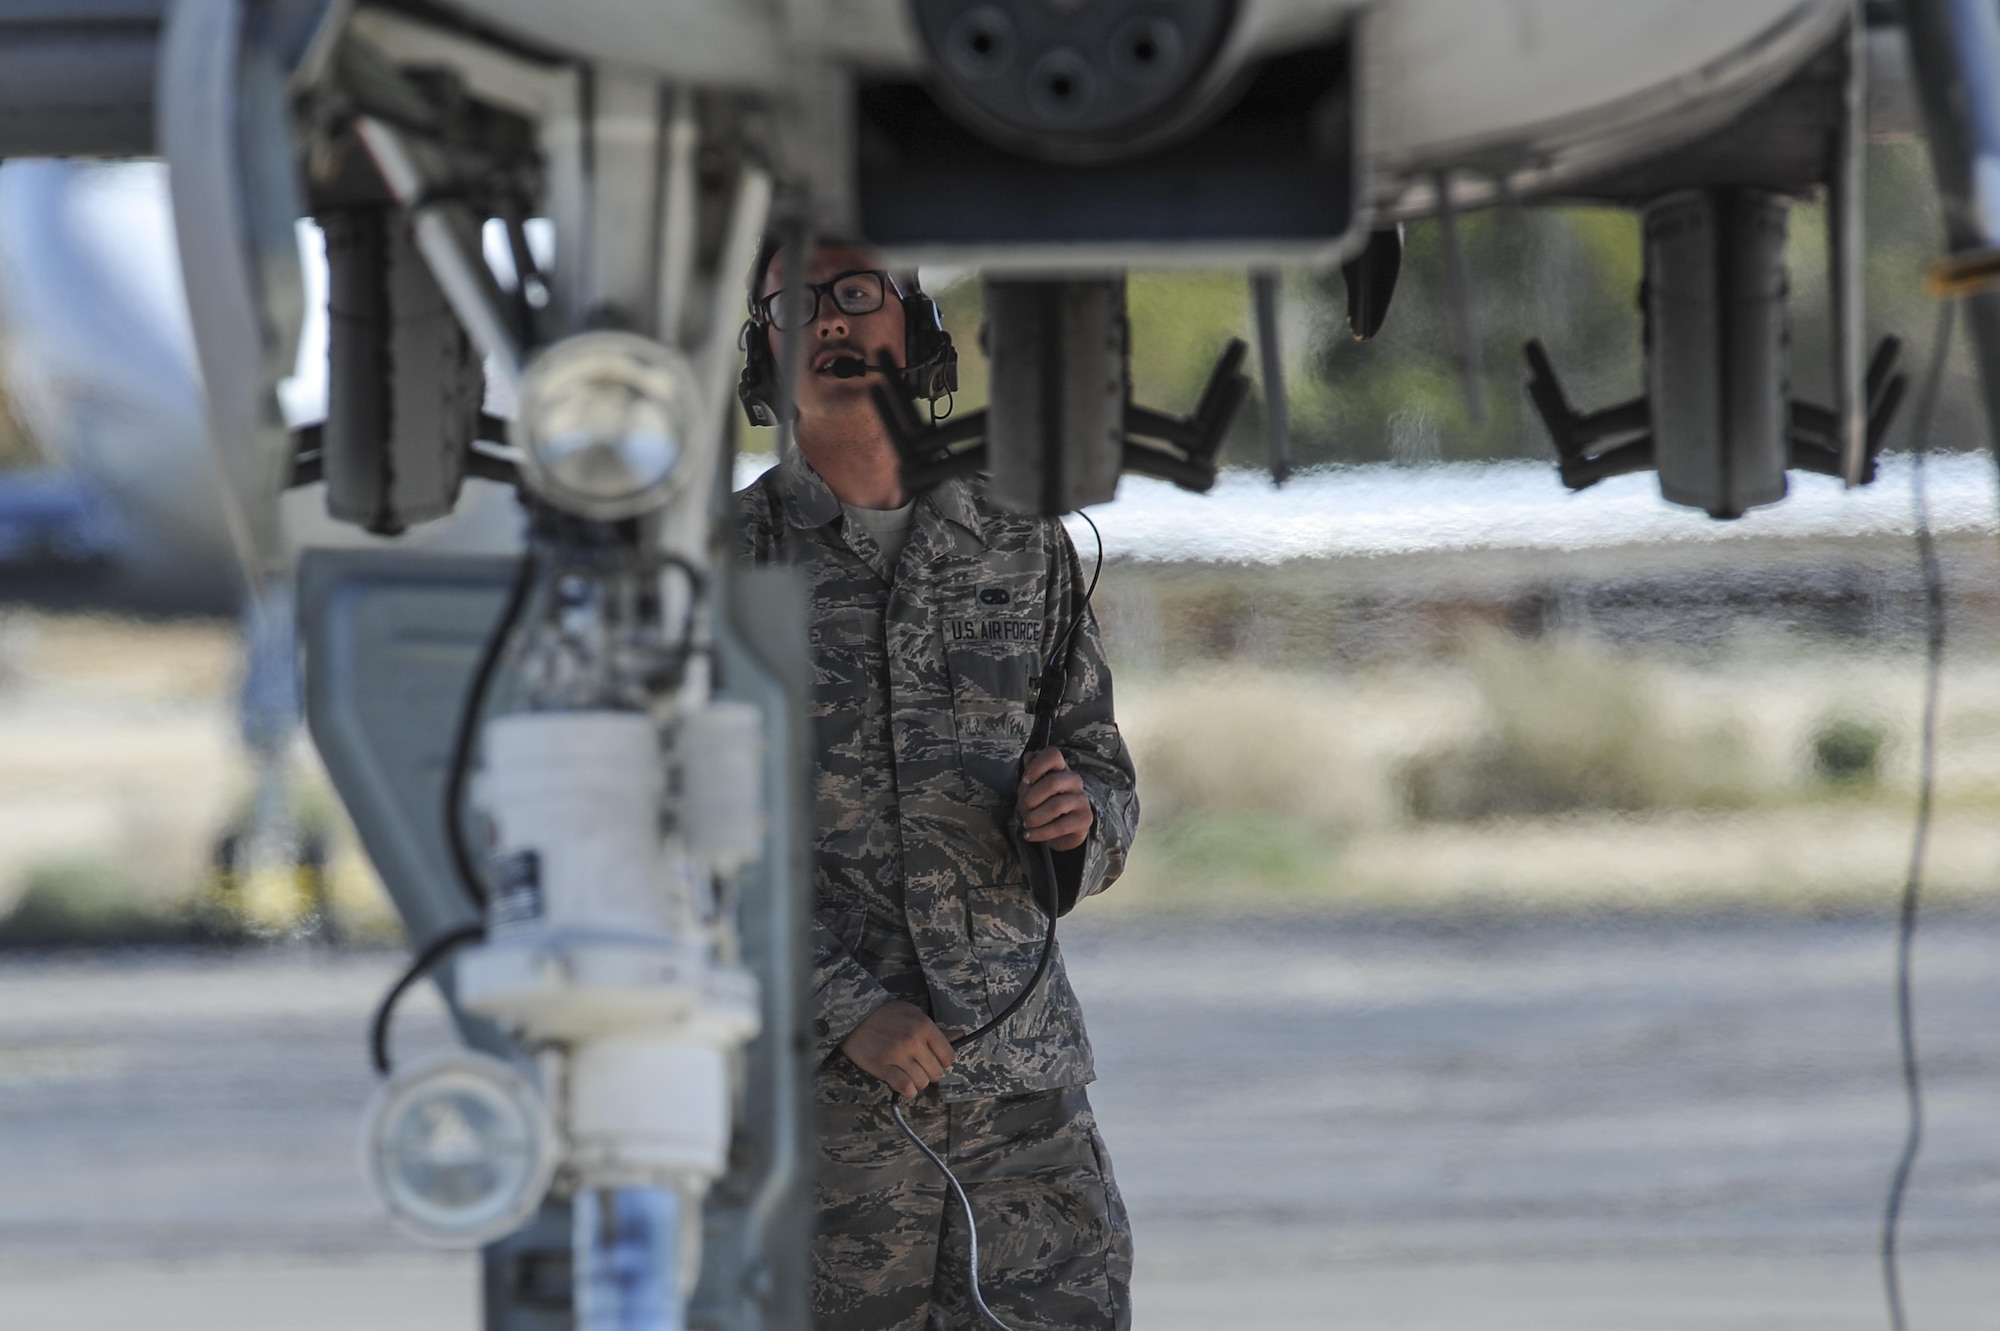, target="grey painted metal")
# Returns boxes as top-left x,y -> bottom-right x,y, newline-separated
297,544 -> 814,1330
1901,0 -> 2000,451
297,546 -> 567,1328
157,0 -> 312,586
354,114 -> 525,389
1833,4 -> 1868,486
697,559 -> 815,1331
1251,269 -> 1291,485
983,277 -> 1129,515
0,1 -> 163,156
1643,188 -> 1792,520
296,547 -> 501,952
